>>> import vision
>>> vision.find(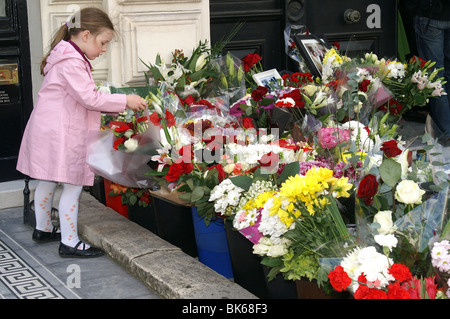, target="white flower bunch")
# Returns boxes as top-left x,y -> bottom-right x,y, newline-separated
431,240 -> 450,274
341,246 -> 395,292
385,61 -> 406,80
209,179 -> 245,215
232,180 -> 277,230
372,210 -> 398,252
257,197 -> 294,244
253,236 -> 291,258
